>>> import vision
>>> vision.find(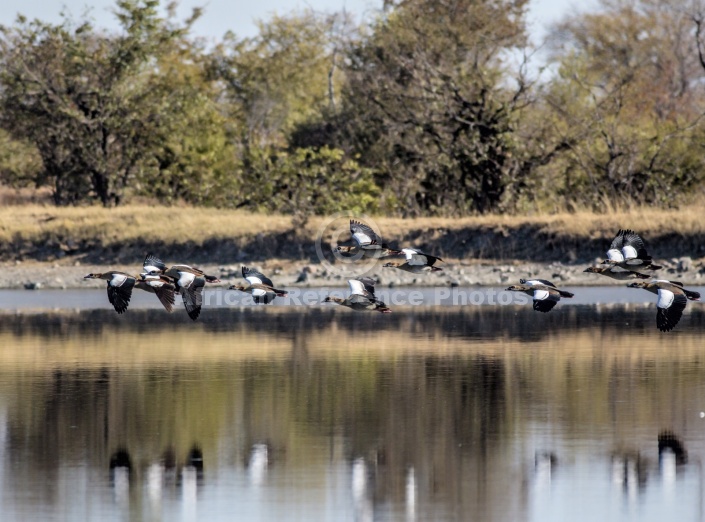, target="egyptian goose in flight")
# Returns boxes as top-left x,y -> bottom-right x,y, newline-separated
83,270 -> 175,314
627,280 -> 700,331
84,271 -> 138,314
324,277 -> 392,313
335,220 -> 401,259
601,229 -> 662,272
142,254 -> 220,320
228,266 -> 288,304
506,278 -> 575,313
383,248 -> 443,273
135,273 -> 177,312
